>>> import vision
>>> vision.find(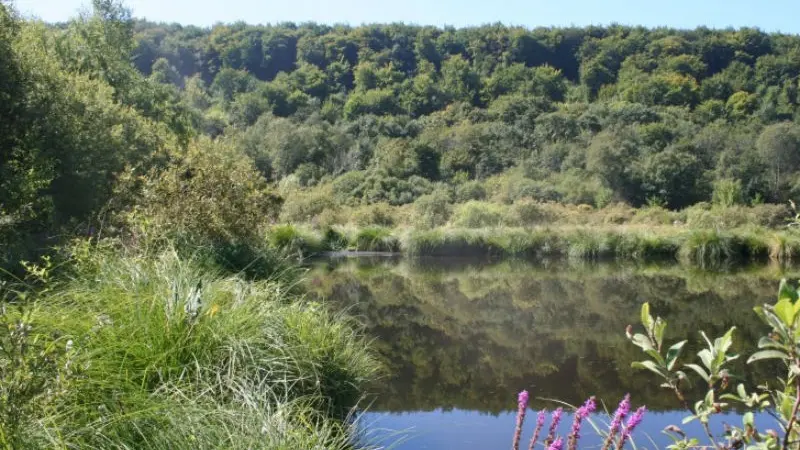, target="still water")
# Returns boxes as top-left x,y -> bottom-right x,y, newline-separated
307,256 -> 793,449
